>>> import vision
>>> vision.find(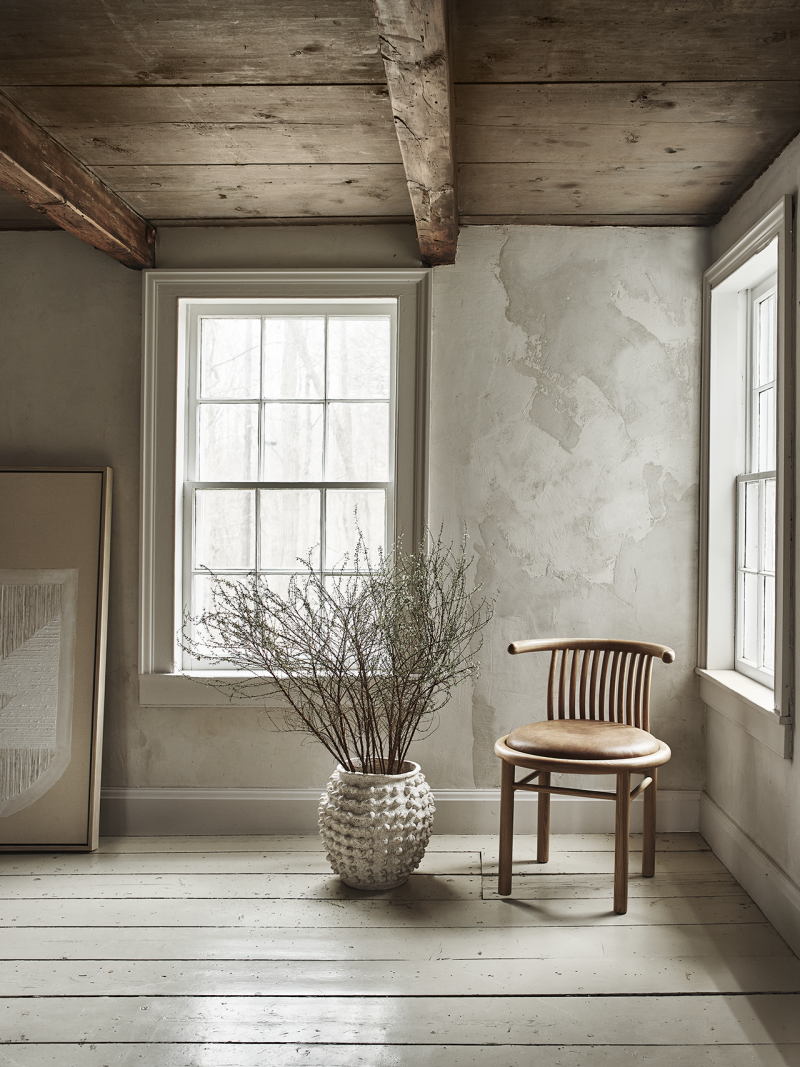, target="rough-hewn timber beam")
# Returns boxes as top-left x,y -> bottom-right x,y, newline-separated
373,0 -> 457,266
0,91 -> 154,269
